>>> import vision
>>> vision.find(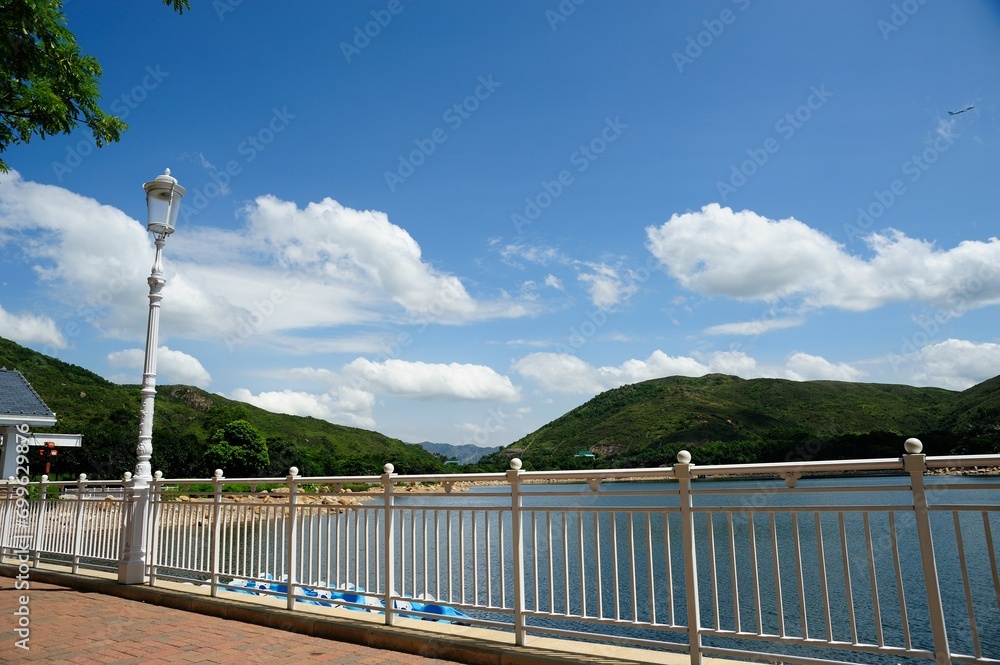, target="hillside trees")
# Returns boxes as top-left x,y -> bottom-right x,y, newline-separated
956,407 -> 1000,454
53,405 -> 135,479
204,420 -> 269,477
